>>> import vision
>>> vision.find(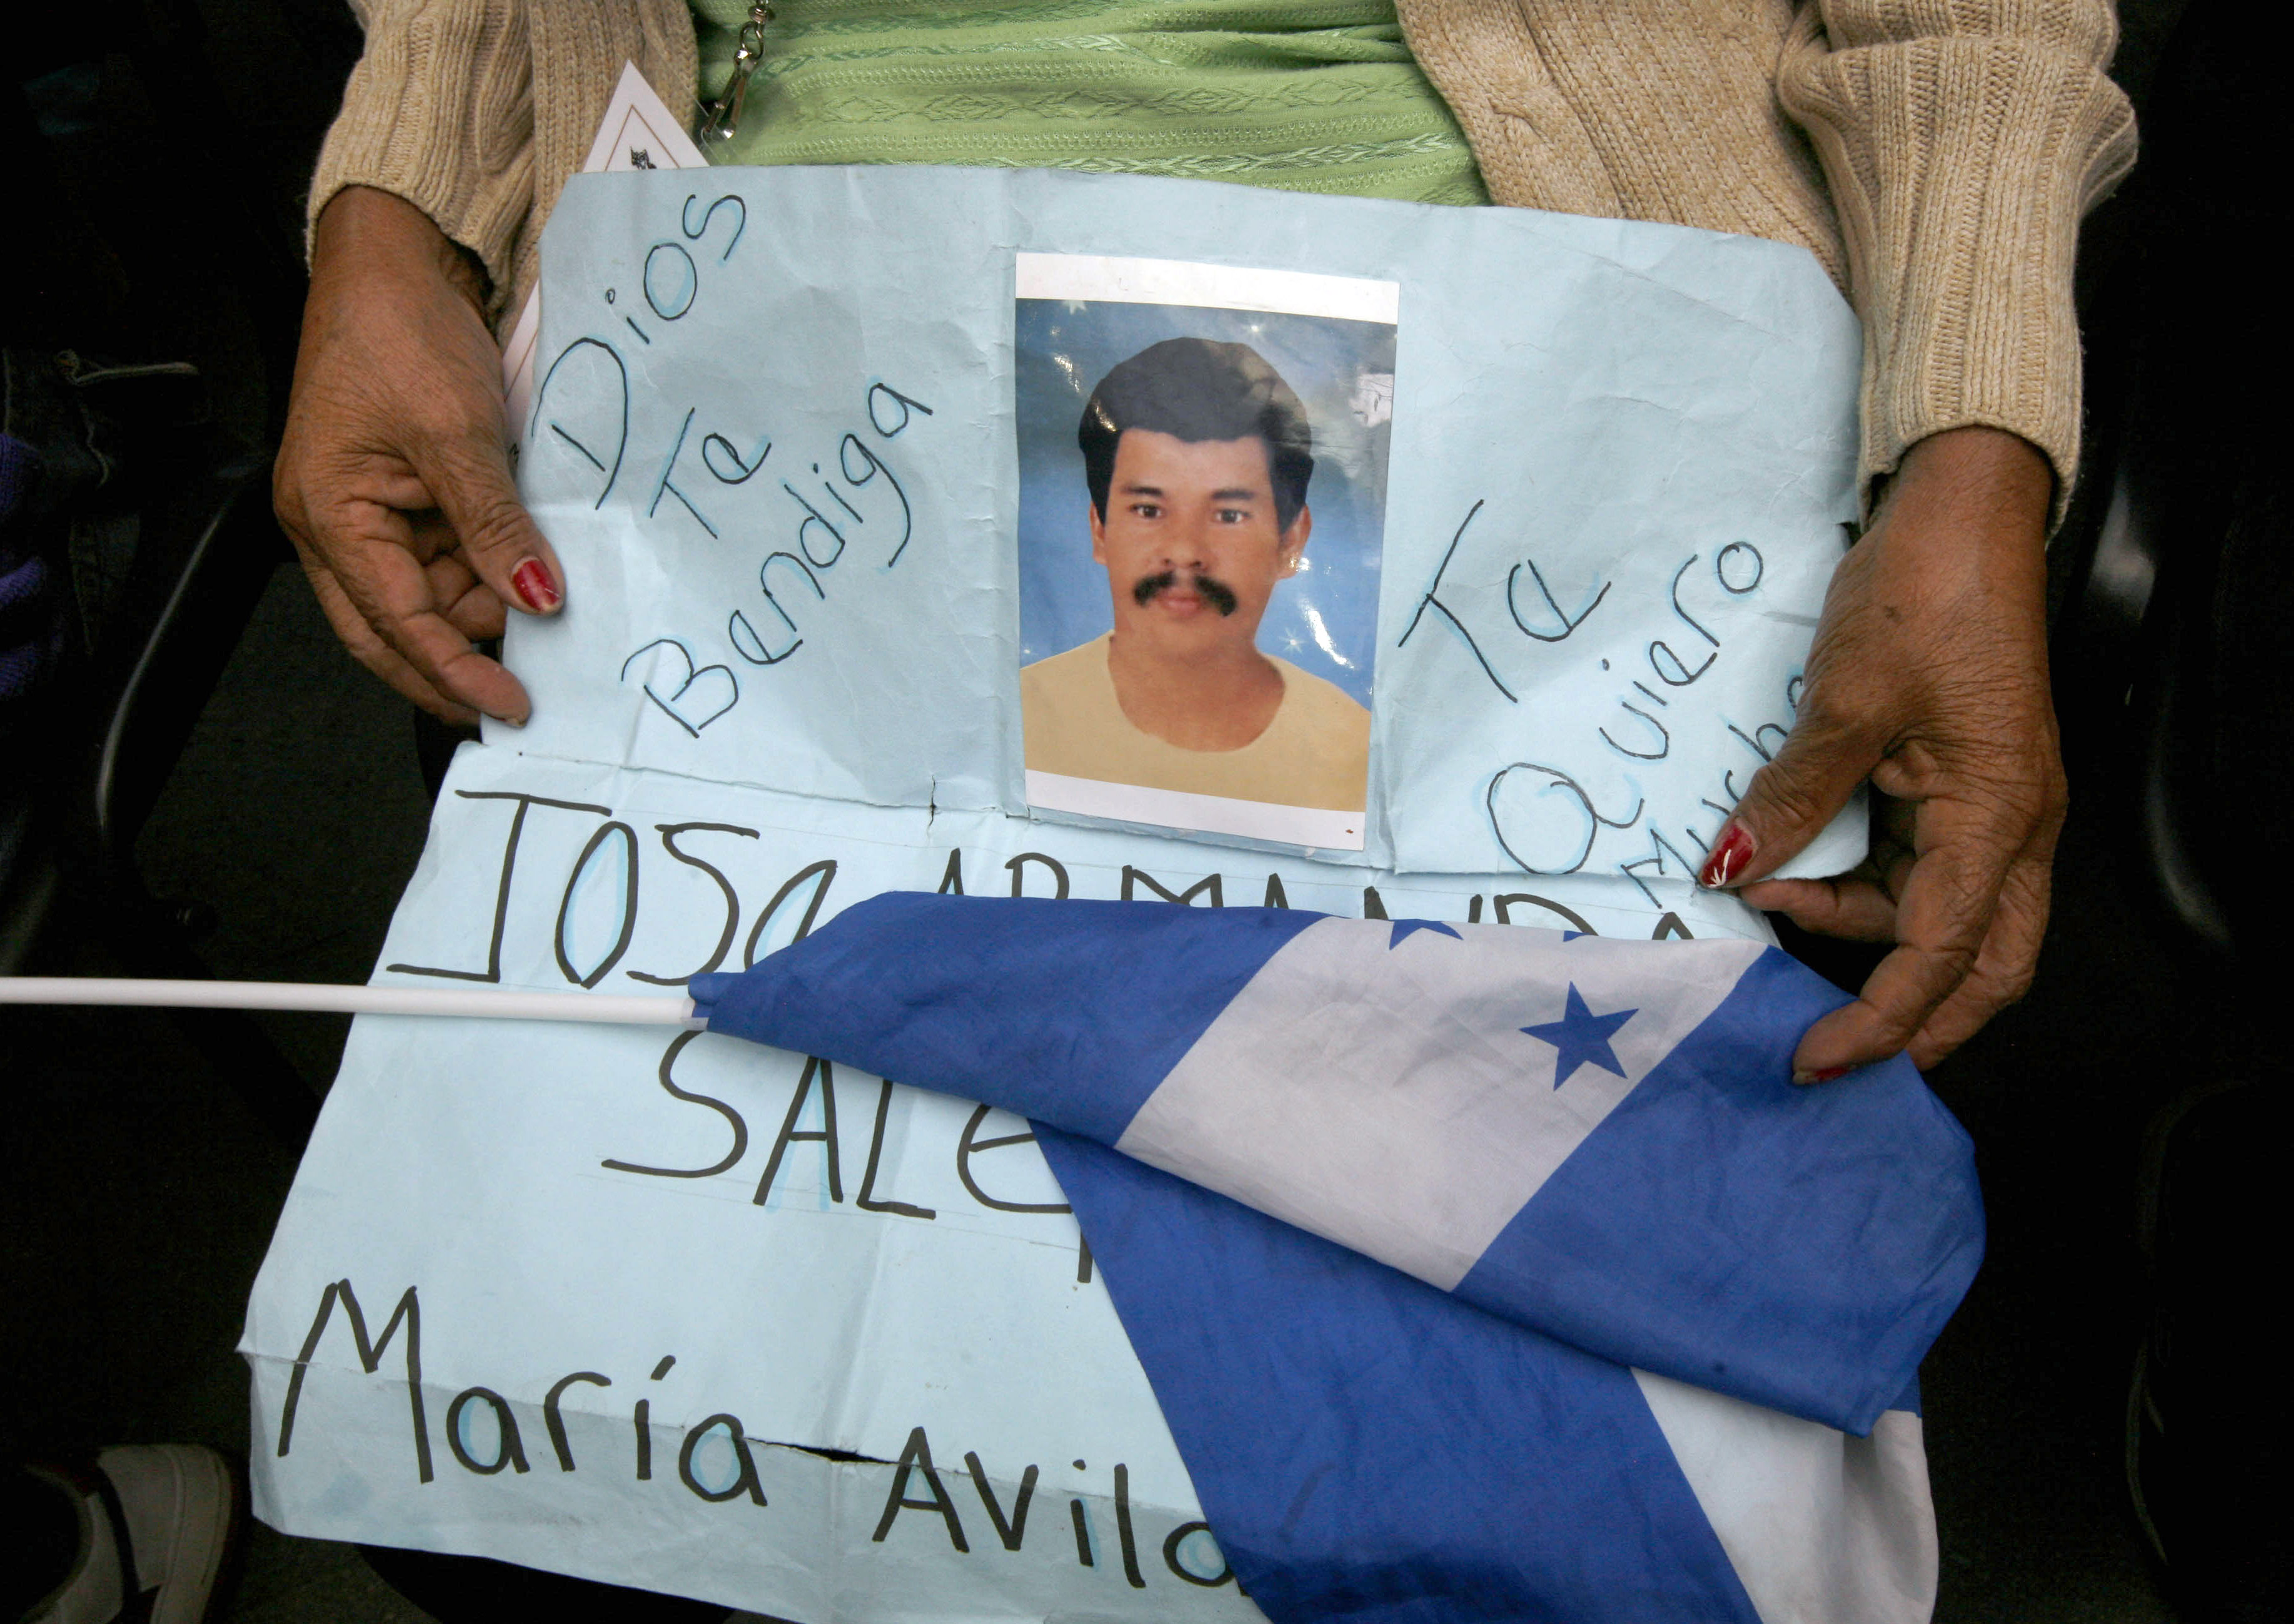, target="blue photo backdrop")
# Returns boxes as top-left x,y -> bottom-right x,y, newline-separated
1014,298 -> 1394,710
